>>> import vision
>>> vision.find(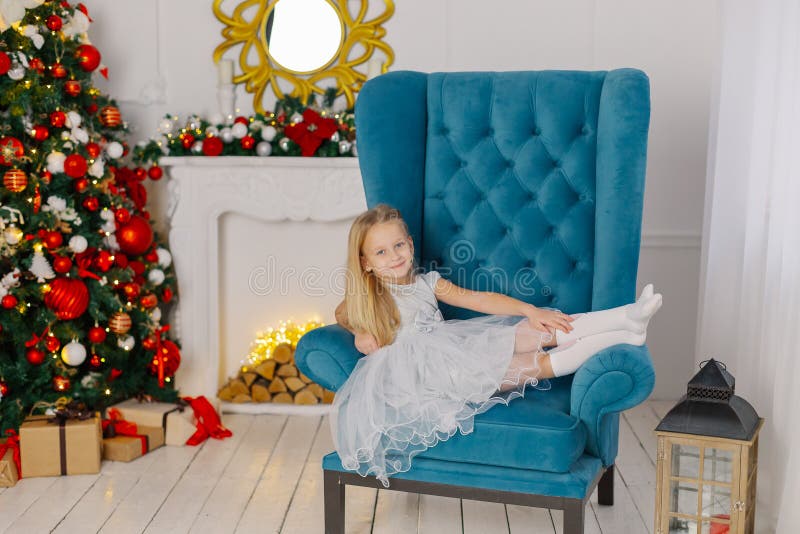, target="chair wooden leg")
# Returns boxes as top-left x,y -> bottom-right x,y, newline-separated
597,464 -> 614,506
563,499 -> 585,534
324,469 -> 345,534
